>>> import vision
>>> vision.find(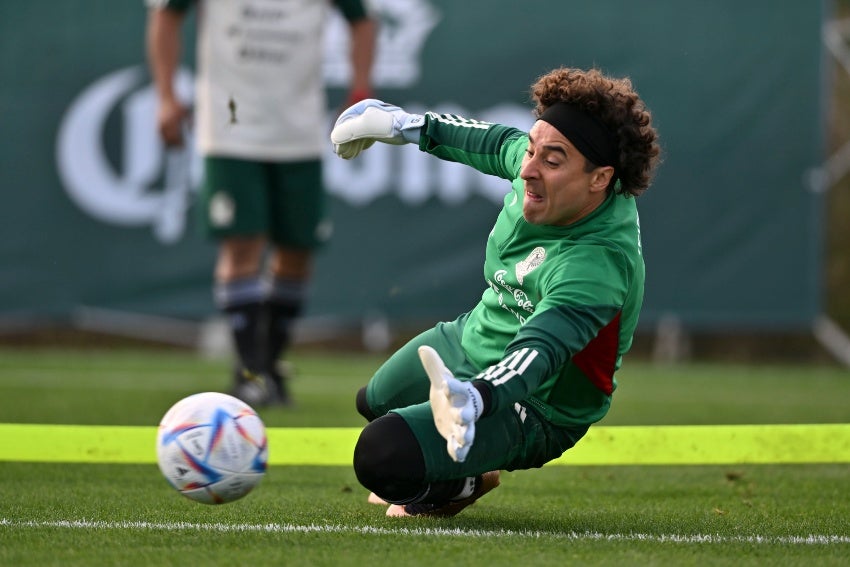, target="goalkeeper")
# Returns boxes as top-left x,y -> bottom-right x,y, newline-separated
332,67 -> 661,517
